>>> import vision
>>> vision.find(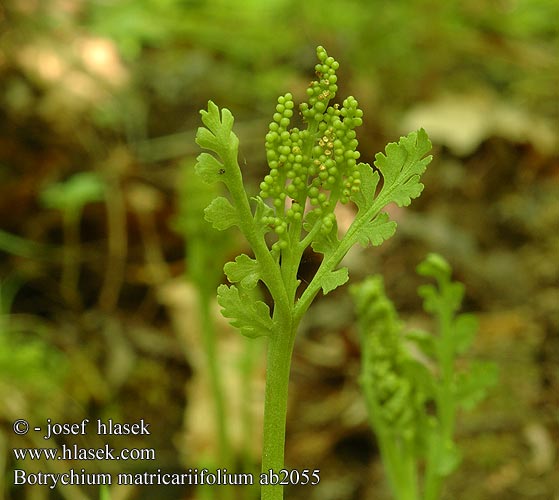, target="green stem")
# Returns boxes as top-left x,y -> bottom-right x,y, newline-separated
423,308 -> 455,500
221,149 -> 291,319
216,110 -> 302,500
423,432 -> 441,500
260,322 -> 297,500
98,172 -> 127,311
240,338 -> 261,499
399,440 -> 419,500
439,310 -> 456,438
365,390 -> 418,500
384,440 -> 416,500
